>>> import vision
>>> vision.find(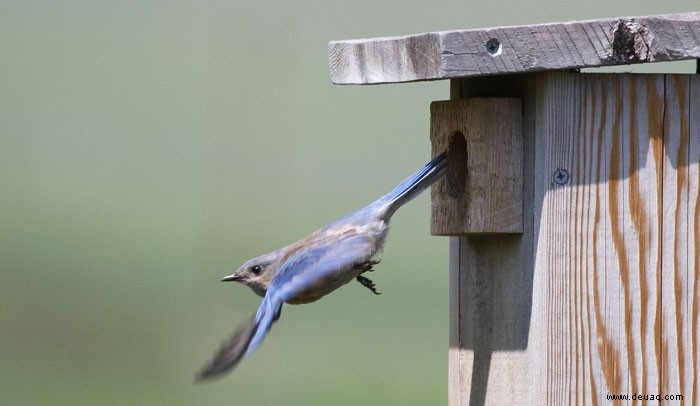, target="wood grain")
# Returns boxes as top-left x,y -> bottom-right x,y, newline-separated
691,74 -> 700,406
447,72 -> 700,404
430,98 -> 523,235
446,76 -> 538,405
662,74 -> 700,405
531,72 -> 698,405
329,12 -> 700,84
